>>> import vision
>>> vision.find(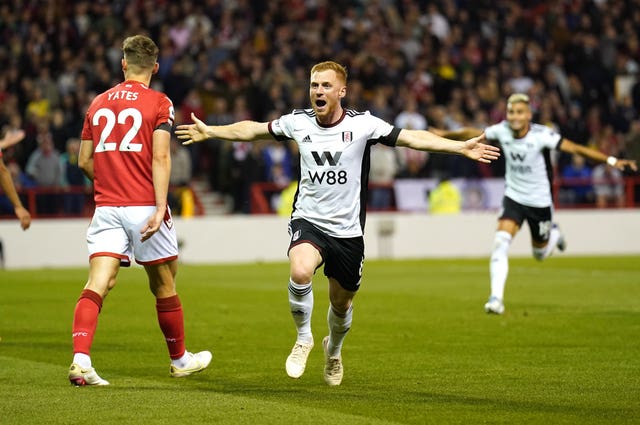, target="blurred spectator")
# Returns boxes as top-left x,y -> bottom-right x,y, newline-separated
624,119 -> 640,164
179,89 -> 206,124
395,96 -> 429,178
623,119 -> 640,203
25,132 -> 61,215
368,144 -> 397,210
558,102 -> 590,170
35,68 -> 60,110
50,108 -> 77,153
592,163 -> 625,208
276,181 -> 298,217
25,87 -> 50,123
560,154 -> 594,205
262,140 -> 294,186
428,173 -> 462,215
169,138 -> 194,216
507,64 -> 534,94
632,76 -> 640,113
59,138 -> 90,215
205,97 -> 235,193
225,141 -> 261,214
462,180 -> 489,211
